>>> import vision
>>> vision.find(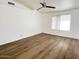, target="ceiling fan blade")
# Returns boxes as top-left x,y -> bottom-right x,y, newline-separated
40,3 -> 45,7
46,6 -> 56,9
37,7 -> 43,11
